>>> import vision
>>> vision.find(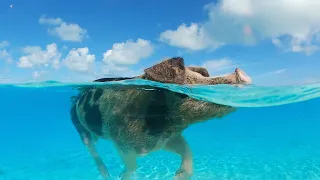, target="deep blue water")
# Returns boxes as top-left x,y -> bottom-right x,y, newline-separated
0,80 -> 320,180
